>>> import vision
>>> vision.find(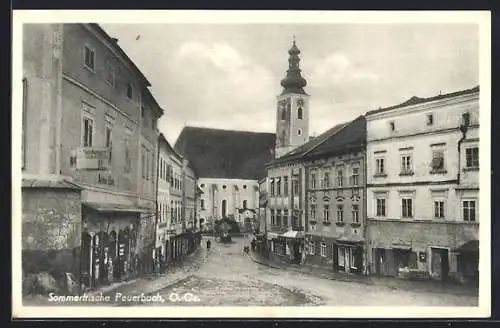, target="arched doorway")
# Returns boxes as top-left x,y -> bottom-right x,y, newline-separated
221,199 -> 227,218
